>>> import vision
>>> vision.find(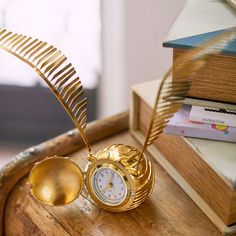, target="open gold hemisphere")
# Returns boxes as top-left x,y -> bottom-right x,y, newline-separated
29,157 -> 83,206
